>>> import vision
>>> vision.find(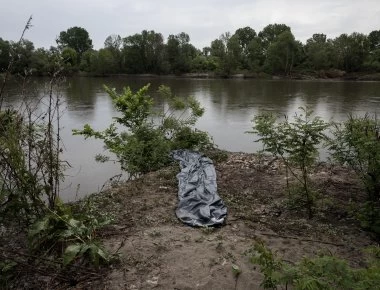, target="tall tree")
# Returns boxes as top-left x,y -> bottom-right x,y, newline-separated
61,47 -> 78,69
366,30 -> 380,71
264,30 -> 298,75
368,30 -> 380,51
210,39 -> 226,59
56,27 -> 93,59
122,33 -> 145,73
304,33 -> 332,70
259,23 -> 291,52
166,34 -> 180,71
210,32 -> 242,74
225,34 -> 242,73
30,47 -> 49,75
104,34 -> 122,51
234,27 -> 257,69
0,38 -> 10,72
165,32 -> 196,73
202,47 -> 211,57
235,27 -> 256,51
104,34 -> 122,71
144,30 -> 165,73
246,37 -> 265,71
10,39 -> 34,75
123,30 -> 165,73
331,32 -> 369,72
96,48 -> 117,75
